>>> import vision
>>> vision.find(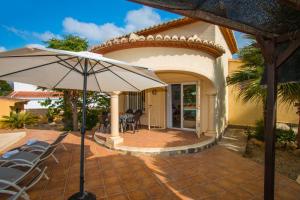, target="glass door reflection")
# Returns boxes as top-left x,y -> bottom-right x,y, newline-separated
182,84 -> 196,129
171,84 -> 181,128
